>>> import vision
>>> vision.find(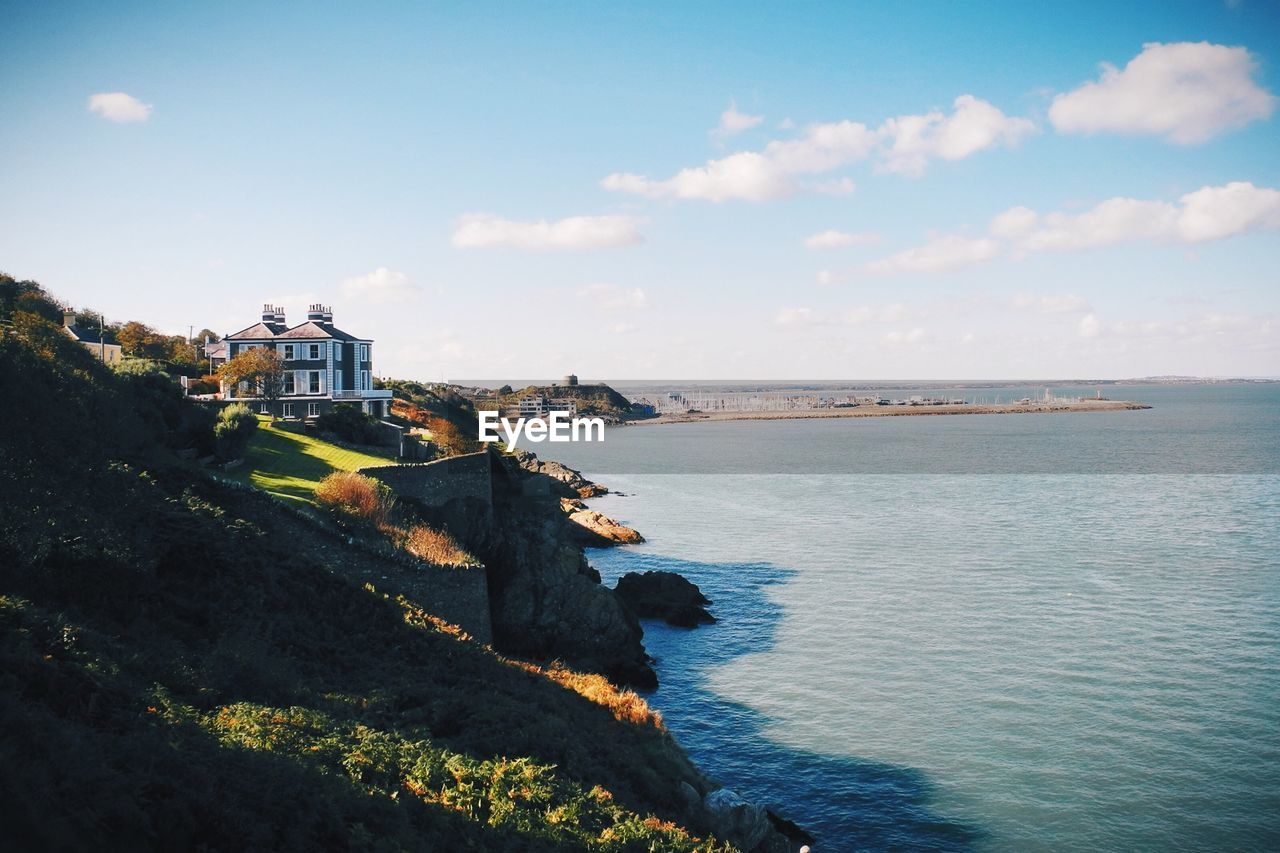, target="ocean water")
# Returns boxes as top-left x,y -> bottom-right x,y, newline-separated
547,385 -> 1280,852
